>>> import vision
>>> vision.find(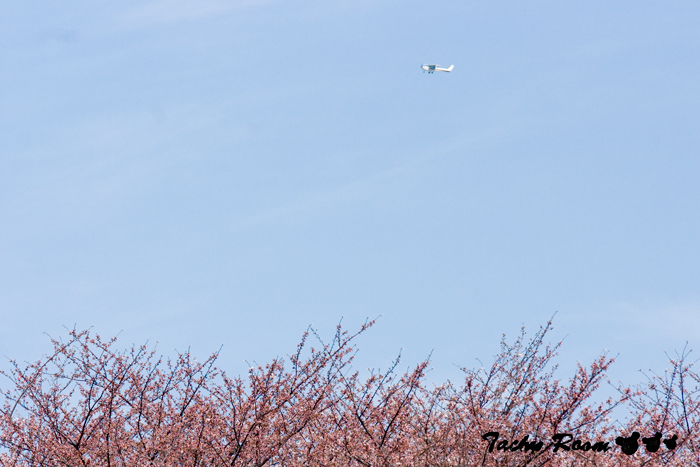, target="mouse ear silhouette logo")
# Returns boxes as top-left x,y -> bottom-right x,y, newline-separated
663,434 -> 678,450
616,432 -> 641,455
642,432 -> 662,453
614,431 -> 679,456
